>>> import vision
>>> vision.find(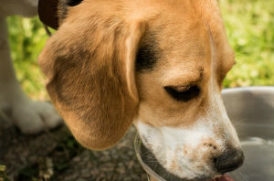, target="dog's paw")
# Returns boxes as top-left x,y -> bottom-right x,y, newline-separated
11,101 -> 62,134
